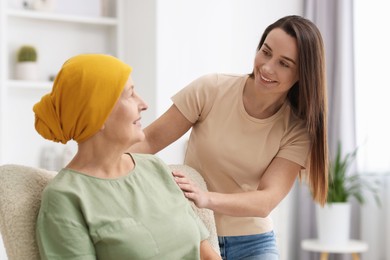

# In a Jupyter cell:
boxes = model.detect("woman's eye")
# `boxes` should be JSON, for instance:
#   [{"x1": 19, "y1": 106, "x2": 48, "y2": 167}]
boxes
[
  {"x1": 262, "y1": 49, "x2": 271, "y2": 56},
  {"x1": 280, "y1": 61, "x2": 289, "y2": 68},
  {"x1": 127, "y1": 89, "x2": 134, "y2": 97}
]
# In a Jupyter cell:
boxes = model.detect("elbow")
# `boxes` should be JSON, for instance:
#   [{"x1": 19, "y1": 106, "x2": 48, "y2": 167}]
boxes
[
  {"x1": 253, "y1": 189, "x2": 281, "y2": 217},
  {"x1": 255, "y1": 202, "x2": 276, "y2": 218},
  {"x1": 256, "y1": 208, "x2": 272, "y2": 218}
]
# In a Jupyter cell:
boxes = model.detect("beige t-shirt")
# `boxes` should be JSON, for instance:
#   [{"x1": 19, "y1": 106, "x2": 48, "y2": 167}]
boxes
[{"x1": 172, "y1": 73, "x2": 310, "y2": 236}]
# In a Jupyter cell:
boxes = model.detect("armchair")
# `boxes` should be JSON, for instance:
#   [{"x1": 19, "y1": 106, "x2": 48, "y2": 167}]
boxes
[{"x1": 0, "y1": 164, "x2": 219, "y2": 260}]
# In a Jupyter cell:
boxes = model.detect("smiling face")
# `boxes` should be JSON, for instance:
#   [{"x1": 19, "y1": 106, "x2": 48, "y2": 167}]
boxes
[
  {"x1": 103, "y1": 75, "x2": 148, "y2": 147},
  {"x1": 253, "y1": 28, "x2": 299, "y2": 95}
]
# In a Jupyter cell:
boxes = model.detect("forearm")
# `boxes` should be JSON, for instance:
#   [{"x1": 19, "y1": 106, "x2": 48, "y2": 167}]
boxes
[
  {"x1": 128, "y1": 105, "x2": 193, "y2": 154},
  {"x1": 176, "y1": 158, "x2": 300, "y2": 218},
  {"x1": 128, "y1": 127, "x2": 174, "y2": 154},
  {"x1": 205, "y1": 158, "x2": 301, "y2": 217},
  {"x1": 175, "y1": 171, "x2": 284, "y2": 218},
  {"x1": 206, "y1": 190, "x2": 276, "y2": 218},
  {"x1": 128, "y1": 138, "x2": 155, "y2": 154}
]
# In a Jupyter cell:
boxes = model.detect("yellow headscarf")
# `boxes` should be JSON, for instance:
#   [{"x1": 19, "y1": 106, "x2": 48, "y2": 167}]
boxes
[{"x1": 33, "y1": 54, "x2": 132, "y2": 144}]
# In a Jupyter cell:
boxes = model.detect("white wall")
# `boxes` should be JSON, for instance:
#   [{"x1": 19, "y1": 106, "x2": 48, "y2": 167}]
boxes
[{"x1": 123, "y1": 0, "x2": 157, "y2": 125}]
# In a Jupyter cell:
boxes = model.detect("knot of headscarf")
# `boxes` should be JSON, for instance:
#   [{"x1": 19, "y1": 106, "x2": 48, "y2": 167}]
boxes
[{"x1": 33, "y1": 54, "x2": 132, "y2": 144}]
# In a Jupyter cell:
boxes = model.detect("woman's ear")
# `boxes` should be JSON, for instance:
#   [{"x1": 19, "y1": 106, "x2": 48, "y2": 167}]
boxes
[{"x1": 100, "y1": 124, "x2": 105, "y2": 131}]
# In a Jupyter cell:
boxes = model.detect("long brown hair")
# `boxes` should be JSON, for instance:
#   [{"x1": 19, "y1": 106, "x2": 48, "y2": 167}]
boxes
[{"x1": 249, "y1": 15, "x2": 328, "y2": 205}]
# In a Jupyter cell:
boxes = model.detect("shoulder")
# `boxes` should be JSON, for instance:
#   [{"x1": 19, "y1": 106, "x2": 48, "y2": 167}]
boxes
[
  {"x1": 130, "y1": 154, "x2": 180, "y2": 190},
  {"x1": 218, "y1": 73, "x2": 247, "y2": 83},
  {"x1": 131, "y1": 153, "x2": 166, "y2": 166},
  {"x1": 178, "y1": 73, "x2": 247, "y2": 99},
  {"x1": 43, "y1": 169, "x2": 74, "y2": 193},
  {"x1": 180, "y1": 73, "x2": 218, "y2": 94},
  {"x1": 283, "y1": 103, "x2": 308, "y2": 132},
  {"x1": 197, "y1": 73, "x2": 246, "y2": 85},
  {"x1": 172, "y1": 73, "x2": 247, "y2": 122},
  {"x1": 131, "y1": 153, "x2": 172, "y2": 176},
  {"x1": 42, "y1": 168, "x2": 87, "y2": 194},
  {"x1": 186, "y1": 73, "x2": 246, "y2": 87},
  {"x1": 279, "y1": 104, "x2": 310, "y2": 152},
  {"x1": 40, "y1": 169, "x2": 82, "y2": 213}
]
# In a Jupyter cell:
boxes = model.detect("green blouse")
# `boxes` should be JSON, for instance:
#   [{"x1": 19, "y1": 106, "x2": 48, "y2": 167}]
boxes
[{"x1": 36, "y1": 153, "x2": 209, "y2": 260}]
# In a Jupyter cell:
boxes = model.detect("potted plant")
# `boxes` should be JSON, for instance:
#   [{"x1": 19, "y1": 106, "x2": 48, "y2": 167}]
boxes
[
  {"x1": 15, "y1": 45, "x2": 39, "y2": 81},
  {"x1": 316, "y1": 142, "x2": 380, "y2": 245}
]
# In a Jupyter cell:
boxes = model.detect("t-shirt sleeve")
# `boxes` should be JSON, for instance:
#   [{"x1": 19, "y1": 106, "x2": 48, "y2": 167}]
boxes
[
  {"x1": 36, "y1": 189, "x2": 96, "y2": 260},
  {"x1": 276, "y1": 118, "x2": 310, "y2": 168},
  {"x1": 171, "y1": 74, "x2": 219, "y2": 123}
]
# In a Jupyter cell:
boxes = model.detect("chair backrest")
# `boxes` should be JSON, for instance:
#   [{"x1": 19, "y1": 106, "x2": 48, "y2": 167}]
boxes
[
  {"x1": 0, "y1": 164, "x2": 219, "y2": 259},
  {"x1": 0, "y1": 164, "x2": 56, "y2": 260}
]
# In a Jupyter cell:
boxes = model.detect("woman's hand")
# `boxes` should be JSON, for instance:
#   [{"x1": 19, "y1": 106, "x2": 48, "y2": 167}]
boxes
[{"x1": 172, "y1": 170, "x2": 210, "y2": 209}]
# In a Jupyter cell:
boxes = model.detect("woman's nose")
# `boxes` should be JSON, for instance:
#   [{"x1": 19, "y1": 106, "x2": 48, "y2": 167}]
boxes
[
  {"x1": 139, "y1": 98, "x2": 148, "y2": 111},
  {"x1": 262, "y1": 60, "x2": 275, "y2": 75}
]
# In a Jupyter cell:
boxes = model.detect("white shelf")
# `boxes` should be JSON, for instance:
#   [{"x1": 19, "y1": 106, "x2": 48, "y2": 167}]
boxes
[
  {"x1": 7, "y1": 80, "x2": 52, "y2": 90},
  {"x1": 6, "y1": 9, "x2": 118, "y2": 26},
  {"x1": 0, "y1": 0, "x2": 123, "y2": 166}
]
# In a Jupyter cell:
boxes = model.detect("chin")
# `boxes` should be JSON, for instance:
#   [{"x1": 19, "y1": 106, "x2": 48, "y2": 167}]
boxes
[{"x1": 125, "y1": 132, "x2": 145, "y2": 148}]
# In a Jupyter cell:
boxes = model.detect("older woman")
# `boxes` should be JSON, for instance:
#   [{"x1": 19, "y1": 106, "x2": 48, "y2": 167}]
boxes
[{"x1": 33, "y1": 54, "x2": 221, "y2": 260}]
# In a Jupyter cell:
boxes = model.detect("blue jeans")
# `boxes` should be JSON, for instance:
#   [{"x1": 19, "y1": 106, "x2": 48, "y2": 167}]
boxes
[{"x1": 218, "y1": 231, "x2": 279, "y2": 260}]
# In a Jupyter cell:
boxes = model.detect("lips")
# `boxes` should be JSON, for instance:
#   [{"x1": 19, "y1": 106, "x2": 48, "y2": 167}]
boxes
[
  {"x1": 260, "y1": 73, "x2": 276, "y2": 83},
  {"x1": 133, "y1": 118, "x2": 142, "y2": 127}
]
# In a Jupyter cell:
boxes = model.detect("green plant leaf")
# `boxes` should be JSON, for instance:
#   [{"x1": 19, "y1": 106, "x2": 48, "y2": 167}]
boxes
[{"x1": 327, "y1": 141, "x2": 381, "y2": 206}]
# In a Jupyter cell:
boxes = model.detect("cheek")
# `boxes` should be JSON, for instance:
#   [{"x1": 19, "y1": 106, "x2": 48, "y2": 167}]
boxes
[
  {"x1": 254, "y1": 52, "x2": 262, "y2": 63},
  {"x1": 124, "y1": 107, "x2": 139, "y2": 124},
  {"x1": 283, "y1": 68, "x2": 298, "y2": 83}
]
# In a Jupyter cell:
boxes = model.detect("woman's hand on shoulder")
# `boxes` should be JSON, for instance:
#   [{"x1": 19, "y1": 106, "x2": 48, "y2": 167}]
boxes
[{"x1": 172, "y1": 170, "x2": 210, "y2": 209}]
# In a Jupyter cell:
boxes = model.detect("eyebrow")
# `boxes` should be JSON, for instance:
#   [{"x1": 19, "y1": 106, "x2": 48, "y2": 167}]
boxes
[{"x1": 263, "y1": 43, "x2": 297, "y2": 65}]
